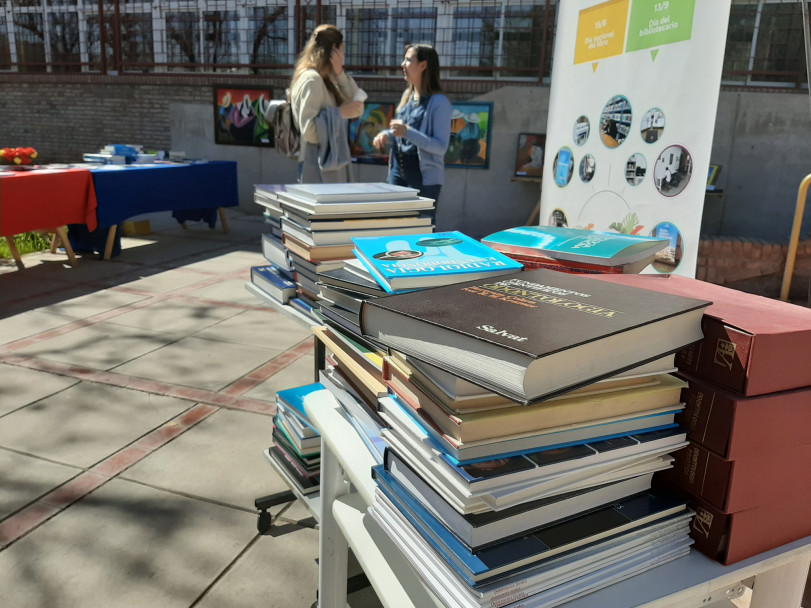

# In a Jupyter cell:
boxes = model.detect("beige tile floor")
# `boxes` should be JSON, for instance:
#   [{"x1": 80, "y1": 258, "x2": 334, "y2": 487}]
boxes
[{"x1": 0, "y1": 209, "x2": 380, "y2": 608}]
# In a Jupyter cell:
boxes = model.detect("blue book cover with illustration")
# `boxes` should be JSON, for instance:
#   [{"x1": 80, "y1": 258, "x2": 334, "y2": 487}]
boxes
[
  {"x1": 481, "y1": 226, "x2": 667, "y2": 266},
  {"x1": 276, "y1": 383, "x2": 325, "y2": 432},
  {"x1": 351, "y1": 231, "x2": 523, "y2": 293}
]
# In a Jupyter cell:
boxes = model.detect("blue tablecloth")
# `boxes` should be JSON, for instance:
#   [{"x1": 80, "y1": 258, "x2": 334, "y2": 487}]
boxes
[{"x1": 69, "y1": 161, "x2": 239, "y2": 256}]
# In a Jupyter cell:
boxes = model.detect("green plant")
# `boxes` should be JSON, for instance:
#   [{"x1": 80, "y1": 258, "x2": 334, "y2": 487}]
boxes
[{"x1": 0, "y1": 232, "x2": 53, "y2": 259}]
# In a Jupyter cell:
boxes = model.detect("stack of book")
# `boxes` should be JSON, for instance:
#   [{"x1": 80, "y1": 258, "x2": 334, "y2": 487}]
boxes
[
  {"x1": 589, "y1": 273, "x2": 811, "y2": 565},
  {"x1": 357, "y1": 268, "x2": 712, "y2": 605},
  {"x1": 249, "y1": 185, "x2": 299, "y2": 308},
  {"x1": 481, "y1": 226, "x2": 668, "y2": 275},
  {"x1": 251, "y1": 182, "x2": 435, "y2": 320},
  {"x1": 267, "y1": 383, "x2": 323, "y2": 496}
]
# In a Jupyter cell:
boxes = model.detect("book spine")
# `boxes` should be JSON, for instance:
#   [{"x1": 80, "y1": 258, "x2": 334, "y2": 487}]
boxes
[
  {"x1": 676, "y1": 381, "x2": 735, "y2": 458},
  {"x1": 675, "y1": 319, "x2": 753, "y2": 394},
  {"x1": 663, "y1": 443, "x2": 732, "y2": 511}
]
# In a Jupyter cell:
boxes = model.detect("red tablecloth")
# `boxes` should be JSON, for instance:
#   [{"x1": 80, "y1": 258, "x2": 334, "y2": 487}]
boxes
[{"x1": 0, "y1": 168, "x2": 98, "y2": 236}]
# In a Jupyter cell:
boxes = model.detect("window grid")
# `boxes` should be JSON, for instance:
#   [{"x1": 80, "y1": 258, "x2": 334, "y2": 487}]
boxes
[{"x1": 0, "y1": 0, "x2": 807, "y2": 89}]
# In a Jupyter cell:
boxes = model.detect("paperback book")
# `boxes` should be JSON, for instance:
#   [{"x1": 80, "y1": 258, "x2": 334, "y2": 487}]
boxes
[
  {"x1": 352, "y1": 231, "x2": 523, "y2": 293},
  {"x1": 250, "y1": 265, "x2": 297, "y2": 304},
  {"x1": 481, "y1": 226, "x2": 667, "y2": 274},
  {"x1": 284, "y1": 182, "x2": 420, "y2": 202},
  {"x1": 361, "y1": 268, "x2": 710, "y2": 403}
]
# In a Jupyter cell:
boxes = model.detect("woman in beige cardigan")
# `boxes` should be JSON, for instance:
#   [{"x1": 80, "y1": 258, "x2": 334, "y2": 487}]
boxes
[{"x1": 290, "y1": 24, "x2": 364, "y2": 183}]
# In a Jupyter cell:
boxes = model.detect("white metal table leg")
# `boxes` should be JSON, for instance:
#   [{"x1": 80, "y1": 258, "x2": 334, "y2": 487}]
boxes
[
  {"x1": 317, "y1": 440, "x2": 350, "y2": 608},
  {"x1": 749, "y1": 552, "x2": 811, "y2": 608}
]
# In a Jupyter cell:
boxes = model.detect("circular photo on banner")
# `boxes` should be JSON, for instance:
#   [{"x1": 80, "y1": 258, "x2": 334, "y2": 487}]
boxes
[
  {"x1": 599, "y1": 95, "x2": 632, "y2": 149},
  {"x1": 650, "y1": 221, "x2": 683, "y2": 273},
  {"x1": 553, "y1": 147, "x2": 574, "y2": 187},
  {"x1": 579, "y1": 154, "x2": 596, "y2": 183},
  {"x1": 549, "y1": 208, "x2": 569, "y2": 227},
  {"x1": 625, "y1": 153, "x2": 647, "y2": 186},
  {"x1": 653, "y1": 145, "x2": 693, "y2": 197},
  {"x1": 573, "y1": 116, "x2": 590, "y2": 146},
  {"x1": 640, "y1": 108, "x2": 665, "y2": 144}
]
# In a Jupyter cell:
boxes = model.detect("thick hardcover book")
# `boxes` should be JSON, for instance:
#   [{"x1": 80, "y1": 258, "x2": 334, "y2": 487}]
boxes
[
  {"x1": 281, "y1": 216, "x2": 428, "y2": 247},
  {"x1": 278, "y1": 192, "x2": 434, "y2": 216},
  {"x1": 481, "y1": 226, "x2": 667, "y2": 270},
  {"x1": 687, "y1": 491, "x2": 811, "y2": 565},
  {"x1": 384, "y1": 448, "x2": 655, "y2": 550},
  {"x1": 318, "y1": 265, "x2": 387, "y2": 297},
  {"x1": 388, "y1": 369, "x2": 685, "y2": 443},
  {"x1": 284, "y1": 182, "x2": 419, "y2": 202},
  {"x1": 261, "y1": 232, "x2": 294, "y2": 272},
  {"x1": 361, "y1": 269, "x2": 709, "y2": 404},
  {"x1": 352, "y1": 231, "x2": 523, "y2": 293},
  {"x1": 589, "y1": 273, "x2": 811, "y2": 396},
  {"x1": 372, "y1": 465, "x2": 685, "y2": 584},
  {"x1": 276, "y1": 383, "x2": 323, "y2": 433},
  {"x1": 677, "y1": 373, "x2": 811, "y2": 459},
  {"x1": 250, "y1": 265, "x2": 297, "y2": 304},
  {"x1": 282, "y1": 234, "x2": 355, "y2": 262},
  {"x1": 662, "y1": 440, "x2": 811, "y2": 512}
]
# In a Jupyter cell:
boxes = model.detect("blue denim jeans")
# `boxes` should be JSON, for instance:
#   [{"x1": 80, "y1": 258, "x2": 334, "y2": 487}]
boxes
[{"x1": 388, "y1": 150, "x2": 441, "y2": 224}]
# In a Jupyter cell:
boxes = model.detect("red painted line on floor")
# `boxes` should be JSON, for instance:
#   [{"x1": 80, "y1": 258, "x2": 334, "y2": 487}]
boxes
[
  {"x1": 221, "y1": 339, "x2": 315, "y2": 396},
  {"x1": 0, "y1": 354, "x2": 279, "y2": 414},
  {"x1": 0, "y1": 503, "x2": 60, "y2": 547}
]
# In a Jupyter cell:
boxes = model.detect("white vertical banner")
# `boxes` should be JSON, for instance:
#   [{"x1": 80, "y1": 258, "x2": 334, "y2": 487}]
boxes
[{"x1": 539, "y1": 0, "x2": 731, "y2": 277}]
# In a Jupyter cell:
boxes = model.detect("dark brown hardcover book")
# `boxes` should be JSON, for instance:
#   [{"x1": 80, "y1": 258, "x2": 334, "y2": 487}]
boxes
[
  {"x1": 662, "y1": 441, "x2": 811, "y2": 512},
  {"x1": 677, "y1": 373, "x2": 811, "y2": 459},
  {"x1": 361, "y1": 268, "x2": 709, "y2": 404},
  {"x1": 589, "y1": 274, "x2": 811, "y2": 396},
  {"x1": 686, "y1": 492, "x2": 811, "y2": 565}
]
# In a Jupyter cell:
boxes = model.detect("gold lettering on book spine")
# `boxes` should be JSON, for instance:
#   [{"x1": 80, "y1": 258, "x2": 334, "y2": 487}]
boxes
[{"x1": 469, "y1": 283, "x2": 623, "y2": 318}]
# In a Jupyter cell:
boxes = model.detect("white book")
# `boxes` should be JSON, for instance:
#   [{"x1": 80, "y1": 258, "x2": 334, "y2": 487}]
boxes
[
  {"x1": 281, "y1": 217, "x2": 431, "y2": 247},
  {"x1": 285, "y1": 182, "x2": 419, "y2": 202}
]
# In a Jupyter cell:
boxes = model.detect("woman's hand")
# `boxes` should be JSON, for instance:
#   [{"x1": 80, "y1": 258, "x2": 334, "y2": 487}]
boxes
[
  {"x1": 373, "y1": 132, "x2": 390, "y2": 150},
  {"x1": 340, "y1": 101, "x2": 364, "y2": 119},
  {"x1": 389, "y1": 119, "x2": 407, "y2": 138},
  {"x1": 330, "y1": 45, "x2": 344, "y2": 76}
]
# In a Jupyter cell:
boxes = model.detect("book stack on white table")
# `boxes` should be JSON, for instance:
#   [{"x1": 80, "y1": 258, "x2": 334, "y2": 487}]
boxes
[{"x1": 303, "y1": 387, "x2": 811, "y2": 608}]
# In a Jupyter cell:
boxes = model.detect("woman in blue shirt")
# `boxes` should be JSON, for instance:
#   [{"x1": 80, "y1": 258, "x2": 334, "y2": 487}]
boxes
[{"x1": 374, "y1": 44, "x2": 452, "y2": 224}]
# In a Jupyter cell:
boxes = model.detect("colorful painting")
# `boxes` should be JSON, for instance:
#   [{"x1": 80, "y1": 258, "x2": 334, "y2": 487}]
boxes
[
  {"x1": 214, "y1": 86, "x2": 274, "y2": 147},
  {"x1": 446, "y1": 102, "x2": 493, "y2": 169},
  {"x1": 348, "y1": 102, "x2": 395, "y2": 165},
  {"x1": 514, "y1": 133, "x2": 546, "y2": 178}
]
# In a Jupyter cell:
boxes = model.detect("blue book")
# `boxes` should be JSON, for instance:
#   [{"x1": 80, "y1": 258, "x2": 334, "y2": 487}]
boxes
[
  {"x1": 481, "y1": 226, "x2": 668, "y2": 272},
  {"x1": 251, "y1": 264, "x2": 296, "y2": 303},
  {"x1": 276, "y1": 383, "x2": 324, "y2": 432},
  {"x1": 351, "y1": 231, "x2": 523, "y2": 293},
  {"x1": 371, "y1": 465, "x2": 685, "y2": 584}
]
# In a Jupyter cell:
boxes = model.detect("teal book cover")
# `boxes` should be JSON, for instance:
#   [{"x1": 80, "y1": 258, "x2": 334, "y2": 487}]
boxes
[
  {"x1": 351, "y1": 231, "x2": 523, "y2": 293},
  {"x1": 276, "y1": 382, "x2": 325, "y2": 428},
  {"x1": 481, "y1": 226, "x2": 667, "y2": 266}
]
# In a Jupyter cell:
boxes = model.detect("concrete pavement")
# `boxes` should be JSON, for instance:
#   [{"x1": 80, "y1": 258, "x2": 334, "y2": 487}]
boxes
[{"x1": 0, "y1": 210, "x2": 379, "y2": 608}]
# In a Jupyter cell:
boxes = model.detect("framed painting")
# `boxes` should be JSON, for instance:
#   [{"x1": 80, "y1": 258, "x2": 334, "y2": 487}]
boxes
[
  {"x1": 514, "y1": 133, "x2": 546, "y2": 178},
  {"x1": 214, "y1": 85, "x2": 274, "y2": 147},
  {"x1": 445, "y1": 101, "x2": 493, "y2": 169},
  {"x1": 348, "y1": 102, "x2": 396, "y2": 165}
]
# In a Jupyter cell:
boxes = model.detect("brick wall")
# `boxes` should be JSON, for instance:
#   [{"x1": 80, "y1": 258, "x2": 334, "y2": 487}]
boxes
[{"x1": 696, "y1": 236, "x2": 811, "y2": 303}]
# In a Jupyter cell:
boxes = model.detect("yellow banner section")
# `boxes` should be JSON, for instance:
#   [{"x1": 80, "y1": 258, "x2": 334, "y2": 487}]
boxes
[{"x1": 574, "y1": 0, "x2": 630, "y2": 65}]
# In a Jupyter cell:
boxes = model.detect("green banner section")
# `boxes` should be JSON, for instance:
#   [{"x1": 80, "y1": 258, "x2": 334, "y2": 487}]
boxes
[{"x1": 626, "y1": 0, "x2": 694, "y2": 52}]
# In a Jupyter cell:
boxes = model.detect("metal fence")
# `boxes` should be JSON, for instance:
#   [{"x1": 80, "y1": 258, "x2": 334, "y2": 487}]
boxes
[{"x1": 0, "y1": 0, "x2": 807, "y2": 88}]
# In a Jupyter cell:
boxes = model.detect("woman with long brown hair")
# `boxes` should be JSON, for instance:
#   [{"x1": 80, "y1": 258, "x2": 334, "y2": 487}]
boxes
[
  {"x1": 373, "y1": 44, "x2": 451, "y2": 224},
  {"x1": 290, "y1": 24, "x2": 364, "y2": 183}
]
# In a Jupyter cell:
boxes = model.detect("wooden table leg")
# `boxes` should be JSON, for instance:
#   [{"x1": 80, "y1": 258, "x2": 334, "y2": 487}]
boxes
[
  {"x1": 50, "y1": 233, "x2": 59, "y2": 253},
  {"x1": 218, "y1": 207, "x2": 230, "y2": 233},
  {"x1": 54, "y1": 226, "x2": 77, "y2": 267},
  {"x1": 103, "y1": 225, "x2": 118, "y2": 261},
  {"x1": 6, "y1": 236, "x2": 24, "y2": 269}
]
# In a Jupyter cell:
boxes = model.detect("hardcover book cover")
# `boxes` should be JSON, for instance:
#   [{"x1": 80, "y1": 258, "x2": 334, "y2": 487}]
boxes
[
  {"x1": 589, "y1": 273, "x2": 811, "y2": 396},
  {"x1": 352, "y1": 231, "x2": 523, "y2": 293},
  {"x1": 361, "y1": 268, "x2": 710, "y2": 403},
  {"x1": 661, "y1": 440, "x2": 811, "y2": 512},
  {"x1": 276, "y1": 383, "x2": 324, "y2": 431},
  {"x1": 687, "y1": 492, "x2": 811, "y2": 565},
  {"x1": 285, "y1": 182, "x2": 419, "y2": 202},
  {"x1": 676, "y1": 373, "x2": 811, "y2": 459},
  {"x1": 481, "y1": 226, "x2": 667, "y2": 268}
]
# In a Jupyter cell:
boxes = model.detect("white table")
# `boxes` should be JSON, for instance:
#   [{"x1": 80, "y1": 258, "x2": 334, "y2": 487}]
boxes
[{"x1": 305, "y1": 389, "x2": 811, "y2": 608}]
